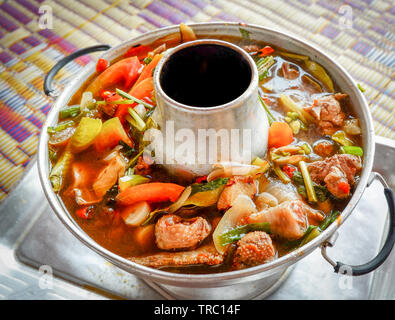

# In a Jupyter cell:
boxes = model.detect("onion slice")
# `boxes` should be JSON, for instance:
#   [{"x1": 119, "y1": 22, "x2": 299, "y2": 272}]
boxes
[{"x1": 168, "y1": 186, "x2": 192, "y2": 214}]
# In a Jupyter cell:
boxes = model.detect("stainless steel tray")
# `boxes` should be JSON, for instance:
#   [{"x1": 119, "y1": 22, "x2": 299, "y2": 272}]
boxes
[{"x1": 0, "y1": 136, "x2": 394, "y2": 300}]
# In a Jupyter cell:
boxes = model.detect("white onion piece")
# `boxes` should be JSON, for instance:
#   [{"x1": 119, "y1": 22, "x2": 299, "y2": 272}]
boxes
[
  {"x1": 213, "y1": 195, "x2": 257, "y2": 254},
  {"x1": 121, "y1": 201, "x2": 151, "y2": 227},
  {"x1": 102, "y1": 145, "x2": 122, "y2": 161},
  {"x1": 168, "y1": 186, "x2": 192, "y2": 214},
  {"x1": 207, "y1": 163, "x2": 261, "y2": 182},
  {"x1": 134, "y1": 104, "x2": 146, "y2": 118}
]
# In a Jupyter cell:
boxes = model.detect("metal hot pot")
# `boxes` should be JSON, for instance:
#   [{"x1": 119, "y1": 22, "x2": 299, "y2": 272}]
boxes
[{"x1": 37, "y1": 23, "x2": 395, "y2": 299}]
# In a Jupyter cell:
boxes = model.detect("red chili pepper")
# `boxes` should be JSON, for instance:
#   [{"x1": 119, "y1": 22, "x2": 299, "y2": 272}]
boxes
[
  {"x1": 259, "y1": 46, "x2": 274, "y2": 57},
  {"x1": 283, "y1": 165, "x2": 297, "y2": 178},
  {"x1": 124, "y1": 44, "x2": 152, "y2": 60},
  {"x1": 76, "y1": 206, "x2": 94, "y2": 219},
  {"x1": 96, "y1": 58, "x2": 108, "y2": 73},
  {"x1": 338, "y1": 181, "x2": 350, "y2": 195},
  {"x1": 195, "y1": 175, "x2": 207, "y2": 183}
]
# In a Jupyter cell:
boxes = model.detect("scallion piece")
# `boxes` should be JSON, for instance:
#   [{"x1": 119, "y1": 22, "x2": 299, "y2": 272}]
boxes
[
  {"x1": 258, "y1": 95, "x2": 276, "y2": 125},
  {"x1": 273, "y1": 163, "x2": 291, "y2": 184},
  {"x1": 116, "y1": 88, "x2": 153, "y2": 109},
  {"x1": 47, "y1": 120, "x2": 74, "y2": 134},
  {"x1": 219, "y1": 223, "x2": 271, "y2": 246},
  {"x1": 59, "y1": 105, "x2": 81, "y2": 119},
  {"x1": 127, "y1": 107, "x2": 146, "y2": 131},
  {"x1": 256, "y1": 55, "x2": 275, "y2": 81},
  {"x1": 340, "y1": 145, "x2": 363, "y2": 156},
  {"x1": 299, "y1": 160, "x2": 317, "y2": 203}
]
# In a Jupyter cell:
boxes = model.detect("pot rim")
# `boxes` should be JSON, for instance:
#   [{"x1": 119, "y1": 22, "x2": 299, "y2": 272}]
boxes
[{"x1": 37, "y1": 22, "x2": 375, "y2": 287}]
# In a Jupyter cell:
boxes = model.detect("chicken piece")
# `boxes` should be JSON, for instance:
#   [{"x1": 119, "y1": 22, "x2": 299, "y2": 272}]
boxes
[
  {"x1": 281, "y1": 62, "x2": 299, "y2": 80},
  {"x1": 313, "y1": 140, "x2": 336, "y2": 158},
  {"x1": 232, "y1": 231, "x2": 276, "y2": 269},
  {"x1": 305, "y1": 94, "x2": 347, "y2": 135},
  {"x1": 65, "y1": 162, "x2": 101, "y2": 205},
  {"x1": 324, "y1": 166, "x2": 350, "y2": 199},
  {"x1": 93, "y1": 155, "x2": 127, "y2": 198},
  {"x1": 308, "y1": 154, "x2": 361, "y2": 185},
  {"x1": 155, "y1": 214, "x2": 212, "y2": 251},
  {"x1": 247, "y1": 200, "x2": 324, "y2": 240},
  {"x1": 129, "y1": 243, "x2": 224, "y2": 268},
  {"x1": 217, "y1": 176, "x2": 257, "y2": 211}
]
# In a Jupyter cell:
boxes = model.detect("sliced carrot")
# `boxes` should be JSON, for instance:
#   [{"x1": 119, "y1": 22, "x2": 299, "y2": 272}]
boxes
[
  {"x1": 131, "y1": 54, "x2": 162, "y2": 90},
  {"x1": 116, "y1": 182, "x2": 185, "y2": 206},
  {"x1": 94, "y1": 117, "x2": 133, "y2": 152},
  {"x1": 268, "y1": 122, "x2": 294, "y2": 148}
]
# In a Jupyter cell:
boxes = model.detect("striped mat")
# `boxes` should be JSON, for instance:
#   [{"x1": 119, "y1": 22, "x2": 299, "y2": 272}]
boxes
[{"x1": 0, "y1": 0, "x2": 394, "y2": 202}]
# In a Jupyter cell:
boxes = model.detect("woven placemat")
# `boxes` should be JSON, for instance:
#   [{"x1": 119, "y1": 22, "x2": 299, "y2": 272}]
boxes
[{"x1": 0, "y1": 0, "x2": 394, "y2": 202}]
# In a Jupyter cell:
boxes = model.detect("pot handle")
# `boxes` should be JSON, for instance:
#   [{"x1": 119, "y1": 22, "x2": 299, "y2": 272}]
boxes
[
  {"x1": 321, "y1": 172, "x2": 395, "y2": 276},
  {"x1": 43, "y1": 44, "x2": 111, "y2": 97}
]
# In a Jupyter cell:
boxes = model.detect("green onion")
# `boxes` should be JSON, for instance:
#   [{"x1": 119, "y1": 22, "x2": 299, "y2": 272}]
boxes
[
  {"x1": 299, "y1": 225, "x2": 321, "y2": 247},
  {"x1": 332, "y1": 131, "x2": 353, "y2": 146},
  {"x1": 219, "y1": 223, "x2": 271, "y2": 246},
  {"x1": 47, "y1": 120, "x2": 74, "y2": 134},
  {"x1": 127, "y1": 107, "x2": 146, "y2": 131},
  {"x1": 319, "y1": 210, "x2": 340, "y2": 230},
  {"x1": 127, "y1": 149, "x2": 144, "y2": 168},
  {"x1": 256, "y1": 55, "x2": 275, "y2": 81},
  {"x1": 59, "y1": 105, "x2": 81, "y2": 119},
  {"x1": 143, "y1": 56, "x2": 152, "y2": 64},
  {"x1": 299, "y1": 161, "x2": 317, "y2": 203},
  {"x1": 340, "y1": 145, "x2": 363, "y2": 156},
  {"x1": 273, "y1": 163, "x2": 291, "y2": 183},
  {"x1": 258, "y1": 95, "x2": 276, "y2": 125},
  {"x1": 300, "y1": 143, "x2": 312, "y2": 155},
  {"x1": 116, "y1": 88, "x2": 154, "y2": 109}
]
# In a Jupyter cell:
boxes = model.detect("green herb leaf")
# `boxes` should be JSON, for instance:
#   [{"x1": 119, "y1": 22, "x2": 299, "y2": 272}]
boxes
[
  {"x1": 319, "y1": 210, "x2": 340, "y2": 230},
  {"x1": 119, "y1": 140, "x2": 135, "y2": 158},
  {"x1": 219, "y1": 223, "x2": 271, "y2": 246},
  {"x1": 190, "y1": 178, "x2": 229, "y2": 196}
]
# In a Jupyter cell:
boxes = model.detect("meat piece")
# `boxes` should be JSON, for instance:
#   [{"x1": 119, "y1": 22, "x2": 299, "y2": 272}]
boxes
[
  {"x1": 155, "y1": 214, "x2": 211, "y2": 250},
  {"x1": 232, "y1": 231, "x2": 276, "y2": 269},
  {"x1": 324, "y1": 166, "x2": 350, "y2": 199},
  {"x1": 129, "y1": 243, "x2": 224, "y2": 268},
  {"x1": 247, "y1": 200, "x2": 324, "y2": 240},
  {"x1": 305, "y1": 94, "x2": 347, "y2": 135},
  {"x1": 281, "y1": 62, "x2": 299, "y2": 80},
  {"x1": 134, "y1": 156, "x2": 152, "y2": 176},
  {"x1": 308, "y1": 154, "x2": 361, "y2": 185},
  {"x1": 313, "y1": 140, "x2": 336, "y2": 158},
  {"x1": 308, "y1": 154, "x2": 361, "y2": 199},
  {"x1": 217, "y1": 176, "x2": 257, "y2": 211},
  {"x1": 242, "y1": 45, "x2": 260, "y2": 53},
  {"x1": 93, "y1": 155, "x2": 127, "y2": 198}
]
